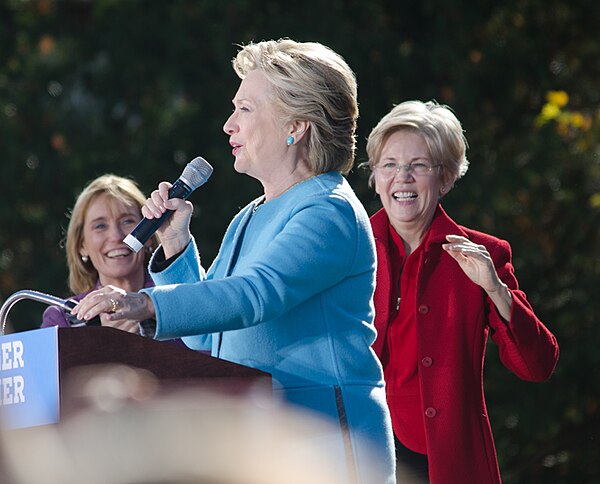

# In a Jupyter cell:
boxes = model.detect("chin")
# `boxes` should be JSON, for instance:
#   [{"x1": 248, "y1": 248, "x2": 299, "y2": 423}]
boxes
[{"x1": 233, "y1": 158, "x2": 247, "y2": 174}]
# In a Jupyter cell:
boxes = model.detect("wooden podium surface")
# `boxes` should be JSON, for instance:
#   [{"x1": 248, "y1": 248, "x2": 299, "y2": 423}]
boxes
[
  {"x1": 0, "y1": 326, "x2": 271, "y2": 429},
  {"x1": 58, "y1": 326, "x2": 269, "y2": 381}
]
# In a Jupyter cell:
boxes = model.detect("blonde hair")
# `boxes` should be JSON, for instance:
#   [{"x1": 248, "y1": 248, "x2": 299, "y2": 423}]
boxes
[
  {"x1": 365, "y1": 100, "x2": 469, "y2": 189},
  {"x1": 65, "y1": 174, "x2": 156, "y2": 294},
  {"x1": 232, "y1": 38, "x2": 359, "y2": 174}
]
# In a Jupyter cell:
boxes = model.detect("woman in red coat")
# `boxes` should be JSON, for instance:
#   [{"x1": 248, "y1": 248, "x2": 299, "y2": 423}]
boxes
[{"x1": 363, "y1": 100, "x2": 559, "y2": 483}]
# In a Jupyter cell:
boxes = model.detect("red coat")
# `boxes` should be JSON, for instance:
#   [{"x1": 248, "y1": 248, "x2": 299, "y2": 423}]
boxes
[{"x1": 371, "y1": 205, "x2": 559, "y2": 484}]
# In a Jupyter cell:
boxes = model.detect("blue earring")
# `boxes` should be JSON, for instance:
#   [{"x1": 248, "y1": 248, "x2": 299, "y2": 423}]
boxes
[{"x1": 286, "y1": 135, "x2": 294, "y2": 146}]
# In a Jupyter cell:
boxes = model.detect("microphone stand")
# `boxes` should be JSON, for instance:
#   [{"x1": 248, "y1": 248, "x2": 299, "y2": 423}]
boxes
[{"x1": 0, "y1": 289, "x2": 87, "y2": 336}]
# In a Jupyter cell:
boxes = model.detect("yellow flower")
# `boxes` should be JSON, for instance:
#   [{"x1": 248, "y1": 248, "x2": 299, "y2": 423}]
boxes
[
  {"x1": 546, "y1": 90, "x2": 569, "y2": 107},
  {"x1": 569, "y1": 112, "x2": 585, "y2": 128},
  {"x1": 541, "y1": 103, "x2": 561, "y2": 120}
]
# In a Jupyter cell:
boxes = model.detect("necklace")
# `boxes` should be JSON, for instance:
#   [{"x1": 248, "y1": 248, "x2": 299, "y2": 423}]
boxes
[
  {"x1": 280, "y1": 173, "x2": 318, "y2": 196},
  {"x1": 256, "y1": 174, "x2": 319, "y2": 211}
]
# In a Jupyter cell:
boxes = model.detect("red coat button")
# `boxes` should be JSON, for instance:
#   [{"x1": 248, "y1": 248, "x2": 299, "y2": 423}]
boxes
[
  {"x1": 418, "y1": 305, "x2": 429, "y2": 314},
  {"x1": 421, "y1": 357, "x2": 433, "y2": 367},
  {"x1": 425, "y1": 407, "x2": 437, "y2": 418}
]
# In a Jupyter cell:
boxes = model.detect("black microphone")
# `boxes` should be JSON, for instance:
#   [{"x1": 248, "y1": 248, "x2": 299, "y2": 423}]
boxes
[
  {"x1": 63, "y1": 298, "x2": 101, "y2": 327},
  {"x1": 123, "y1": 156, "x2": 214, "y2": 253}
]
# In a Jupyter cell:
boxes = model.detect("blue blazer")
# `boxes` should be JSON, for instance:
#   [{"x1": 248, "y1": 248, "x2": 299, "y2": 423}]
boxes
[{"x1": 143, "y1": 172, "x2": 395, "y2": 483}]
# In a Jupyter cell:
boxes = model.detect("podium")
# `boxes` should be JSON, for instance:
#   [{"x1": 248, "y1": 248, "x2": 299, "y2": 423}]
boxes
[{"x1": 0, "y1": 326, "x2": 271, "y2": 430}]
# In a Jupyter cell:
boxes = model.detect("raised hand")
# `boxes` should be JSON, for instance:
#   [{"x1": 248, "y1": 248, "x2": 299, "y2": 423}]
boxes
[
  {"x1": 142, "y1": 181, "x2": 194, "y2": 258},
  {"x1": 442, "y1": 234, "x2": 512, "y2": 320}
]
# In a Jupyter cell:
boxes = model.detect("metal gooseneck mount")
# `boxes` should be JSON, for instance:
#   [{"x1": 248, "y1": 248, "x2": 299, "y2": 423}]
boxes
[{"x1": 0, "y1": 290, "x2": 75, "y2": 336}]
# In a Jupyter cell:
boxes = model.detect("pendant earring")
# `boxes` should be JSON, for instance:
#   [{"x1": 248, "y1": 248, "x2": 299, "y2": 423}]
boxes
[
  {"x1": 81, "y1": 255, "x2": 89, "y2": 263},
  {"x1": 286, "y1": 135, "x2": 294, "y2": 146}
]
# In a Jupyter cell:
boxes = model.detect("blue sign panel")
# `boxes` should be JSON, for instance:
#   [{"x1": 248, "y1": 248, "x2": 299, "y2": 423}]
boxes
[{"x1": 0, "y1": 327, "x2": 60, "y2": 429}]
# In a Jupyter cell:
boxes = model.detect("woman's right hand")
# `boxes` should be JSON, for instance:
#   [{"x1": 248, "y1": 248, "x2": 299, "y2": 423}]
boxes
[{"x1": 142, "y1": 181, "x2": 194, "y2": 258}]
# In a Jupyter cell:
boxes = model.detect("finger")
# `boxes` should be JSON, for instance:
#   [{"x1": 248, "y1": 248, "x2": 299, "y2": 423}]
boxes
[
  {"x1": 149, "y1": 190, "x2": 168, "y2": 217},
  {"x1": 164, "y1": 197, "x2": 192, "y2": 212},
  {"x1": 158, "y1": 181, "x2": 172, "y2": 200},
  {"x1": 104, "y1": 317, "x2": 139, "y2": 332},
  {"x1": 442, "y1": 243, "x2": 475, "y2": 253},
  {"x1": 70, "y1": 289, "x2": 103, "y2": 317},
  {"x1": 141, "y1": 200, "x2": 159, "y2": 219},
  {"x1": 444, "y1": 242, "x2": 485, "y2": 254},
  {"x1": 114, "y1": 320, "x2": 140, "y2": 334},
  {"x1": 79, "y1": 291, "x2": 119, "y2": 320},
  {"x1": 78, "y1": 300, "x2": 110, "y2": 321},
  {"x1": 445, "y1": 234, "x2": 468, "y2": 243}
]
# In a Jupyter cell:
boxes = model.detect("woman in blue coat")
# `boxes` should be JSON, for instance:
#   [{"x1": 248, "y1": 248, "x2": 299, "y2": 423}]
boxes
[{"x1": 73, "y1": 39, "x2": 395, "y2": 483}]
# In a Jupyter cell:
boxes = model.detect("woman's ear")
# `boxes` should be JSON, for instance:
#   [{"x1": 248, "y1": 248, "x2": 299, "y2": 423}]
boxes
[{"x1": 289, "y1": 120, "x2": 310, "y2": 143}]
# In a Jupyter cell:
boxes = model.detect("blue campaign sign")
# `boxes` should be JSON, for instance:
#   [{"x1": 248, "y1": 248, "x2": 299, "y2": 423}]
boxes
[{"x1": 0, "y1": 326, "x2": 60, "y2": 429}]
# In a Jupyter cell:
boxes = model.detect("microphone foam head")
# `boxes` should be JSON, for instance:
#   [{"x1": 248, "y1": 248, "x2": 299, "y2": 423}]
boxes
[{"x1": 182, "y1": 157, "x2": 214, "y2": 189}]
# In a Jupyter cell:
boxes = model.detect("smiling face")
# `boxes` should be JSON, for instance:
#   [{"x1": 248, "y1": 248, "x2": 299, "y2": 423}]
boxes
[
  {"x1": 222, "y1": 69, "x2": 291, "y2": 185},
  {"x1": 80, "y1": 193, "x2": 146, "y2": 291},
  {"x1": 374, "y1": 129, "x2": 444, "y2": 241}
]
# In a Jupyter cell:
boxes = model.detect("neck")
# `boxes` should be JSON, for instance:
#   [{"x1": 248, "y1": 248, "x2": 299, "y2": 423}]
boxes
[
  {"x1": 263, "y1": 164, "x2": 316, "y2": 201},
  {"x1": 389, "y1": 204, "x2": 438, "y2": 255},
  {"x1": 390, "y1": 219, "x2": 433, "y2": 256}
]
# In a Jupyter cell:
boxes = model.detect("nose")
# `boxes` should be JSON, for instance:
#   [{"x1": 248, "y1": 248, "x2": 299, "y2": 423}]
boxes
[
  {"x1": 393, "y1": 164, "x2": 414, "y2": 180},
  {"x1": 223, "y1": 112, "x2": 237, "y2": 135},
  {"x1": 108, "y1": 223, "x2": 126, "y2": 240}
]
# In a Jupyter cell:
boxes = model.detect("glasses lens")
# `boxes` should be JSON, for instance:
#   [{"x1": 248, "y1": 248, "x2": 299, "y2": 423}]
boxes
[
  {"x1": 412, "y1": 163, "x2": 431, "y2": 175},
  {"x1": 375, "y1": 162, "x2": 436, "y2": 176}
]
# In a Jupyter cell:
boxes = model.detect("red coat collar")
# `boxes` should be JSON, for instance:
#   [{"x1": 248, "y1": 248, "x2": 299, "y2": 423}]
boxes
[
  {"x1": 370, "y1": 204, "x2": 468, "y2": 356},
  {"x1": 371, "y1": 204, "x2": 469, "y2": 249}
]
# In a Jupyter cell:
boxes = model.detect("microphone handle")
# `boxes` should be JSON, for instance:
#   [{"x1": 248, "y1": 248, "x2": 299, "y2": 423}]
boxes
[
  {"x1": 124, "y1": 178, "x2": 193, "y2": 252},
  {"x1": 63, "y1": 299, "x2": 101, "y2": 327}
]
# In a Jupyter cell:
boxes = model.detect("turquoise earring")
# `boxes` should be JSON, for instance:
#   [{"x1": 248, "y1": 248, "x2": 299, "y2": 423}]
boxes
[{"x1": 286, "y1": 135, "x2": 294, "y2": 146}]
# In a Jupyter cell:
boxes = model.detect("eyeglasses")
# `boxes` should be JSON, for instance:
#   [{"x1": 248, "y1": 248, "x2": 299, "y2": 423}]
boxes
[{"x1": 374, "y1": 161, "x2": 441, "y2": 177}]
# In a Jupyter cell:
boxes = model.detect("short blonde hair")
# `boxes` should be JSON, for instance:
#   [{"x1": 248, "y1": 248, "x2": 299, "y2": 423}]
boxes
[
  {"x1": 365, "y1": 100, "x2": 469, "y2": 189},
  {"x1": 65, "y1": 174, "x2": 156, "y2": 294},
  {"x1": 232, "y1": 38, "x2": 358, "y2": 175}
]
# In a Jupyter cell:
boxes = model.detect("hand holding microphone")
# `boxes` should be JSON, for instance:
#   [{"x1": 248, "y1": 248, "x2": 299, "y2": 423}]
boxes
[
  {"x1": 124, "y1": 156, "x2": 213, "y2": 256},
  {"x1": 142, "y1": 182, "x2": 195, "y2": 258}
]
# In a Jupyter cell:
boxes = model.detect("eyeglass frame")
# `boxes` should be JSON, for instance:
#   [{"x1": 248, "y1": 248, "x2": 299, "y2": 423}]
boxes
[{"x1": 372, "y1": 160, "x2": 442, "y2": 177}]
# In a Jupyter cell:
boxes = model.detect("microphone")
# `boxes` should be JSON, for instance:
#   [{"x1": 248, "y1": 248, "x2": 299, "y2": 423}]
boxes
[
  {"x1": 0, "y1": 290, "x2": 100, "y2": 335},
  {"x1": 123, "y1": 156, "x2": 213, "y2": 253}
]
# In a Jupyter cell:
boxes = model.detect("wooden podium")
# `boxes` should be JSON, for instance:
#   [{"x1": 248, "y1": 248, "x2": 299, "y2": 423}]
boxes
[{"x1": 0, "y1": 326, "x2": 271, "y2": 429}]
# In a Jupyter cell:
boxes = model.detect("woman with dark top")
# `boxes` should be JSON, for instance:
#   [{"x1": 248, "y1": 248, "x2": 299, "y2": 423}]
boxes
[{"x1": 42, "y1": 174, "x2": 157, "y2": 331}]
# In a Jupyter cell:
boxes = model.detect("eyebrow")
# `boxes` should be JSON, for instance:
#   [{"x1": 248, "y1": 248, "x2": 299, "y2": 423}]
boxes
[
  {"x1": 87, "y1": 216, "x2": 107, "y2": 225},
  {"x1": 381, "y1": 155, "x2": 430, "y2": 162},
  {"x1": 87, "y1": 211, "x2": 138, "y2": 224}
]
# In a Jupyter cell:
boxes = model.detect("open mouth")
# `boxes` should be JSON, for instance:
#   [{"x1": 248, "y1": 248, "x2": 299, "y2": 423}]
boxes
[
  {"x1": 106, "y1": 248, "x2": 133, "y2": 259},
  {"x1": 392, "y1": 191, "x2": 417, "y2": 201}
]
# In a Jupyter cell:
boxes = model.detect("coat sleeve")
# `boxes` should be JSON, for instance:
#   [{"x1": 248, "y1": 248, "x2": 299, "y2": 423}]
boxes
[
  {"x1": 144, "y1": 239, "x2": 212, "y2": 350},
  {"x1": 143, "y1": 196, "x2": 362, "y2": 341},
  {"x1": 41, "y1": 305, "x2": 69, "y2": 328},
  {"x1": 486, "y1": 238, "x2": 559, "y2": 381}
]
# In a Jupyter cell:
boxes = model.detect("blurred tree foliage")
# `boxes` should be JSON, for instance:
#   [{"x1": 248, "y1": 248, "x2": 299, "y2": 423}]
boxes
[{"x1": 0, "y1": 0, "x2": 598, "y2": 482}]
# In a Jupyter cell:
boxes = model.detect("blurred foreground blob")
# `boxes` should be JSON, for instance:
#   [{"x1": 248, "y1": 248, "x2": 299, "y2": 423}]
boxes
[{"x1": 1, "y1": 364, "x2": 382, "y2": 484}]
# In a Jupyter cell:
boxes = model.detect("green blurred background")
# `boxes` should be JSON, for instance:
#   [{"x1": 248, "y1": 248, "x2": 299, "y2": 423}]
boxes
[{"x1": 1, "y1": 0, "x2": 598, "y2": 482}]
